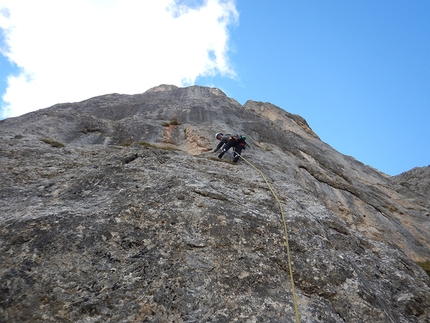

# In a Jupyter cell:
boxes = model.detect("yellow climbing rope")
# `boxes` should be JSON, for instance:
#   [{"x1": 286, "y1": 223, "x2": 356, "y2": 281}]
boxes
[{"x1": 236, "y1": 153, "x2": 301, "y2": 323}]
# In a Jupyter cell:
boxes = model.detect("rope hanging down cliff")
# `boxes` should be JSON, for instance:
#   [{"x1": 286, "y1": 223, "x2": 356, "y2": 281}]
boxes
[{"x1": 234, "y1": 153, "x2": 301, "y2": 323}]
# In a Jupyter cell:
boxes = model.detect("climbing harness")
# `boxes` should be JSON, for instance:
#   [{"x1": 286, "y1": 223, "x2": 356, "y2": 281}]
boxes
[{"x1": 234, "y1": 153, "x2": 301, "y2": 323}]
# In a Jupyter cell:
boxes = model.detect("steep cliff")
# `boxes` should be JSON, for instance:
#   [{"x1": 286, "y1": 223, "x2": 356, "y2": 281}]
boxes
[
  {"x1": 0, "y1": 85, "x2": 429, "y2": 322},
  {"x1": 392, "y1": 166, "x2": 430, "y2": 210}
]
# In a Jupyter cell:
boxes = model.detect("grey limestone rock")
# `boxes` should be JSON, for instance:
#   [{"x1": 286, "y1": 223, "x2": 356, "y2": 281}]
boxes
[
  {"x1": 0, "y1": 85, "x2": 429, "y2": 322},
  {"x1": 392, "y1": 166, "x2": 430, "y2": 211}
]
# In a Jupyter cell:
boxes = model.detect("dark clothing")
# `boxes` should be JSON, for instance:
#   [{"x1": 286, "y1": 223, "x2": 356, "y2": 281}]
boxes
[
  {"x1": 217, "y1": 134, "x2": 249, "y2": 163},
  {"x1": 214, "y1": 134, "x2": 232, "y2": 152},
  {"x1": 232, "y1": 144, "x2": 245, "y2": 163}
]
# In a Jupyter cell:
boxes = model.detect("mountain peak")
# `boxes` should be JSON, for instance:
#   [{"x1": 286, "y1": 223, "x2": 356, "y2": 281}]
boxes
[{"x1": 1, "y1": 85, "x2": 429, "y2": 322}]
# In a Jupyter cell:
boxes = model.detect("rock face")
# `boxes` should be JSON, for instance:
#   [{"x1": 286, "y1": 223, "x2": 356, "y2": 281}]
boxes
[
  {"x1": 0, "y1": 85, "x2": 429, "y2": 322},
  {"x1": 392, "y1": 166, "x2": 430, "y2": 211}
]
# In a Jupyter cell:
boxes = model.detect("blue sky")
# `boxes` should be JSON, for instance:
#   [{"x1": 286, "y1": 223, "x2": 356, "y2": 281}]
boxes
[{"x1": 1, "y1": 0, "x2": 429, "y2": 176}]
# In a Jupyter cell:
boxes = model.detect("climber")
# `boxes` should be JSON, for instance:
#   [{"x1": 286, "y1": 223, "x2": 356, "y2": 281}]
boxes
[
  {"x1": 214, "y1": 133, "x2": 249, "y2": 163},
  {"x1": 213, "y1": 133, "x2": 231, "y2": 153}
]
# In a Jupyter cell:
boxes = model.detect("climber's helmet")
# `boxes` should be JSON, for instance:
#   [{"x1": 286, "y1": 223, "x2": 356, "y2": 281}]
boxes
[{"x1": 215, "y1": 133, "x2": 223, "y2": 140}]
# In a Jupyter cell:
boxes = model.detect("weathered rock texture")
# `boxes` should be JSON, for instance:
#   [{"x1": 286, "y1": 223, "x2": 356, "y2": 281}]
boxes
[
  {"x1": 392, "y1": 166, "x2": 430, "y2": 211},
  {"x1": 0, "y1": 85, "x2": 429, "y2": 322}
]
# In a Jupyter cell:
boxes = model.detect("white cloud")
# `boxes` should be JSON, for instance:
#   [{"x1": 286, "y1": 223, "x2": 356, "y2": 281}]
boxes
[{"x1": 0, "y1": 0, "x2": 238, "y2": 118}]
